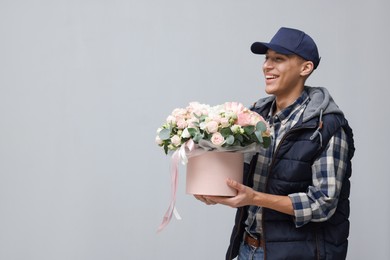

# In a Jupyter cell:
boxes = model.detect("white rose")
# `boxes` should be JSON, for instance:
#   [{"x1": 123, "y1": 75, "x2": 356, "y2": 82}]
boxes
[
  {"x1": 155, "y1": 136, "x2": 163, "y2": 145},
  {"x1": 181, "y1": 128, "x2": 191, "y2": 138}
]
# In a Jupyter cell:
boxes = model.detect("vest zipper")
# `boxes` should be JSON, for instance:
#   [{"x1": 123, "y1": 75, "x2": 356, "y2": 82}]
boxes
[
  {"x1": 315, "y1": 231, "x2": 320, "y2": 260},
  {"x1": 266, "y1": 123, "x2": 317, "y2": 188},
  {"x1": 261, "y1": 124, "x2": 317, "y2": 260}
]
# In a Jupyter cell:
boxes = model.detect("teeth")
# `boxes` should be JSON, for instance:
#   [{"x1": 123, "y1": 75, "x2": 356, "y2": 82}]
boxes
[{"x1": 266, "y1": 75, "x2": 278, "y2": 79}]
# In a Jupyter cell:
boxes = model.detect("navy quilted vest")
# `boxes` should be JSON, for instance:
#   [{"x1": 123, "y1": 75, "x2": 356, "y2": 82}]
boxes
[{"x1": 226, "y1": 109, "x2": 355, "y2": 260}]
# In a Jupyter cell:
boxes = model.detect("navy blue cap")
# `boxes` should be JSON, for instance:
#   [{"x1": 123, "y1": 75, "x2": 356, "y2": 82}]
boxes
[{"x1": 251, "y1": 27, "x2": 321, "y2": 69}]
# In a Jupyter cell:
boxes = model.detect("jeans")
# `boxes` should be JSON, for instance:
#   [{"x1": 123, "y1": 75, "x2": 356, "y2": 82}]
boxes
[{"x1": 237, "y1": 241, "x2": 265, "y2": 260}]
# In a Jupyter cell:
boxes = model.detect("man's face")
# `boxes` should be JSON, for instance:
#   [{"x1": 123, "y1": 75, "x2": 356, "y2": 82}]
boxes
[{"x1": 262, "y1": 50, "x2": 306, "y2": 98}]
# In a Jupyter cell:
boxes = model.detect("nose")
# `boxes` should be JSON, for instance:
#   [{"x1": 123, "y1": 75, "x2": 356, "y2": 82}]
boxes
[{"x1": 263, "y1": 59, "x2": 273, "y2": 72}]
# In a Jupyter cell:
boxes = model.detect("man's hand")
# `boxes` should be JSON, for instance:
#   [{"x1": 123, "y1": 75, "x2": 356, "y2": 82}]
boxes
[
  {"x1": 194, "y1": 178, "x2": 256, "y2": 208},
  {"x1": 194, "y1": 178, "x2": 295, "y2": 215}
]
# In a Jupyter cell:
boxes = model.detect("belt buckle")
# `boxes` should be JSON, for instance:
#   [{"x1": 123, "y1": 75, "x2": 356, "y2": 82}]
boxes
[{"x1": 244, "y1": 232, "x2": 262, "y2": 249}]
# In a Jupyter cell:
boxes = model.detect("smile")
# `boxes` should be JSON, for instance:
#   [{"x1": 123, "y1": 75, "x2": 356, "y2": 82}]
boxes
[{"x1": 265, "y1": 74, "x2": 279, "y2": 79}]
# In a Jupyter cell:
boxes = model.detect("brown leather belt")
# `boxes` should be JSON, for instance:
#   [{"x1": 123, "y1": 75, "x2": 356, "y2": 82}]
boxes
[{"x1": 244, "y1": 232, "x2": 264, "y2": 248}]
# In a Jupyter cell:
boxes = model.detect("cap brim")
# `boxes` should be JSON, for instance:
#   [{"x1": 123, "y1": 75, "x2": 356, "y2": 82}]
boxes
[{"x1": 251, "y1": 42, "x2": 295, "y2": 56}]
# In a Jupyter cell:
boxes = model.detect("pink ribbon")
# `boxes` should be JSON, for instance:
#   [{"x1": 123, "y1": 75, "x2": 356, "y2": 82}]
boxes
[{"x1": 157, "y1": 140, "x2": 195, "y2": 233}]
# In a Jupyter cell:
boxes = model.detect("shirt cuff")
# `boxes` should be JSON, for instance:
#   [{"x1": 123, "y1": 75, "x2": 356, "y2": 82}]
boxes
[{"x1": 288, "y1": 192, "x2": 312, "y2": 228}]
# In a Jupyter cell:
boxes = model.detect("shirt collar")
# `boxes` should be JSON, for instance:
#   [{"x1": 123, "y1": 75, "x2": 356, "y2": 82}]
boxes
[{"x1": 268, "y1": 90, "x2": 309, "y2": 125}]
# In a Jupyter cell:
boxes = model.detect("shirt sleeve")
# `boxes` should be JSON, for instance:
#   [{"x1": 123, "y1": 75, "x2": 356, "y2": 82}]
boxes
[{"x1": 288, "y1": 128, "x2": 349, "y2": 228}]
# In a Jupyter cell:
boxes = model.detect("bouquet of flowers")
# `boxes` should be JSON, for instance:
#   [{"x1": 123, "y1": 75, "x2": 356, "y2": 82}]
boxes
[
  {"x1": 155, "y1": 101, "x2": 271, "y2": 155},
  {"x1": 156, "y1": 101, "x2": 271, "y2": 232}
]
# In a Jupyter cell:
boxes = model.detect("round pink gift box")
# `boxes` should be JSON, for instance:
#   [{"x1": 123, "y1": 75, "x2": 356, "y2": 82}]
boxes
[{"x1": 186, "y1": 151, "x2": 244, "y2": 196}]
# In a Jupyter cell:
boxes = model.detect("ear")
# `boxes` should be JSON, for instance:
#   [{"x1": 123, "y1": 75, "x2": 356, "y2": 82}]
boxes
[{"x1": 300, "y1": 61, "x2": 314, "y2": 77}]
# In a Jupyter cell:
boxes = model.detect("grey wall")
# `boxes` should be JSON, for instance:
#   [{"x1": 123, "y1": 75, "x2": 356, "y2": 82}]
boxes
[{"x1": 0, "y1": 0, "x2": 388, "y2": 259}]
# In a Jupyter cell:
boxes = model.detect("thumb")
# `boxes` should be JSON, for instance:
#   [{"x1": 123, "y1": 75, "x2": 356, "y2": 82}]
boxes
[{"x1": 226, "y1": 178, "x2": 245, "y2": 192}]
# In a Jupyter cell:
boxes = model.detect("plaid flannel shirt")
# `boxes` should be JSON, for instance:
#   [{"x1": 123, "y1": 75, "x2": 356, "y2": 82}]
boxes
[{"x1": 245, "y1": 90, "x2": 349, "y2": 237}]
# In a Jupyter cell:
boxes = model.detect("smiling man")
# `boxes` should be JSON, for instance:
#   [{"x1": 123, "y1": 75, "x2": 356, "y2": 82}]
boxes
[{"x1": 195, "y1": 27, "x2": 355, "y2": 260}]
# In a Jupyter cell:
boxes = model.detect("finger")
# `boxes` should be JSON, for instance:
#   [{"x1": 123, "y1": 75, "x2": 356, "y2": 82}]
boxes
[
  {"x1": 226, "y1": 178, "x2": 245, "y2": 191},
  {"x1": 194, "y1": 195, "x2": 215, "y2": 205},
  {"x1": 205, "y1": 198, "x2": 217, "y2": 205},
  {"x1": 204, "y1": 195, "x2": 236, "y2": 207},
  {"x1": 194, "y1": 195, "x2": 205, "y2": 203},
  {"x1": 199, "y1": 196, "x2": 217, "y2": 205},
  {"x1": 194, "y1": 195, "x2": 203, "y2": 200}
]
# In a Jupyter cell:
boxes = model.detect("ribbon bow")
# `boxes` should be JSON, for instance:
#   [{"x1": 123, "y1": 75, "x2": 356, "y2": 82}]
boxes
[{"x1": 157, "y1": 140, "x2": 196, "y2": 232}]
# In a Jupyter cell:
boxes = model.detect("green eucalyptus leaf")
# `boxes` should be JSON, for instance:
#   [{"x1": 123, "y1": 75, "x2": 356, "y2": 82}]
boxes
[
  {"x1": 235, "y1": 134, "x2": 243, "y2": 142},
  {"x1": 187, "y1": 128, "x2": 198, "y2": 137},
  {"x1": 159, "y1": 128, "x2": 171, "y2": 140},
  {"x1": 226, "y1": 135, "x2": 235, "y2": 145},
  {"x1": 193, "y1": 113, "x2": 201, "y2": 119},
  {"x1": 254, "y1": 130, "x2": 263, "y2": 143},
  {"x1": 199, "y1": 115, "x2": 207, "y2": 122},
  {"x1": 256, "y1": 121, "x2": 267, "y2": 132},
  {"x1": 262, "y1": 136, "x2": 271, "y2": 148},
  {"x1": 220, "y1": 127, "x2": 233, "y2": 137},
  {"x1": 244, "y1": 125, "x2": 255, "y2": 135},
  {"x1": 193, "y1": 133, "x2": 203, "y2": 142}
]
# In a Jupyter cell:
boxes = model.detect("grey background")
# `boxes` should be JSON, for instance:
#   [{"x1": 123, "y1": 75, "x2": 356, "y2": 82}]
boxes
[{"x1": 0, "y1": 0, "x2": 388, "y2": 259}]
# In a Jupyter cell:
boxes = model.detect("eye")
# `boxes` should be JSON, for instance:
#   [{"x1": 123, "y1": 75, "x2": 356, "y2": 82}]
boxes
[{"x1": 274, "y1": 56, "x2": 284, "y2": 62}]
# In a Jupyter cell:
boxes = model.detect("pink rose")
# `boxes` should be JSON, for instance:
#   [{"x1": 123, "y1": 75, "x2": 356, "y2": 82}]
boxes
[
  {"x1": 210, "y1": 132, "x2": 225, "y2": 146},
  {"x1": 249, "y1": 112, "x2": 264, "y2": 125},
  {"x1": 172, "y1": 108, "x2": 187, "y2": 117},
  {"x1": 237, "y1": 110, "x2": 265, "y2": 126},
  {"x1": 187, "y1": 118, "x2": 198, "y2": 128},
  {"x1": 187, "y1": 102, "x2": 210, "y2": 117},
  {"x1": 220, "y1": 117, "x2": 230, "y2": 128},
  {"x1": 236, "y1": 111, "x2": 252, "y2": 126},
  {"x1": 166, "y1": 115, "x2": 176, "y2": 124},
  {"x1": 206, "y1": 121, "x2": 219, "y2": 133},
  {"x1": 224, "y1": 102, "x2": 245, "y2": 114},
  {"x1": 170, "y1": 135, "x2": 181, "y2": 146},
  {"x1": 176, "y1": 119, "x2": 188, "y2": 129}
]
